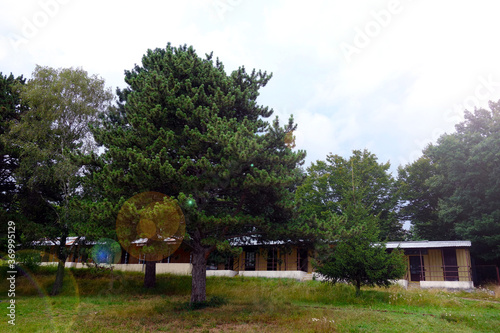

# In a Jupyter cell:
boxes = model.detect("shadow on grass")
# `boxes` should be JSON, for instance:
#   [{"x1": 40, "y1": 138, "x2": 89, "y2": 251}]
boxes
[{"x1": 173, "y1": 295, "x2": 228, "y2": 311}]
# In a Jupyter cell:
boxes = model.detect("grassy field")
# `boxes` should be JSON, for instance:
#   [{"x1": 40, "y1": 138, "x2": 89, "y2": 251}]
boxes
[{"x1": 0, "y1": 266, "x2": 499, "y2": 332}]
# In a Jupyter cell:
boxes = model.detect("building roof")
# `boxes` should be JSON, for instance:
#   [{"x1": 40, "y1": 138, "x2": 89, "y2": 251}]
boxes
[
  {"x1": 32, "y1": 236, "x2": 84, "y2": 246},
  {"x1": 385, "y1": 240, "x2": 471, "y2": 249},
  {"x1": 229, "y1": 236, "x2": 285, "y2": 246},
  {"x1": 32, "y1": 236, "x2": 178, "y2": 247}
]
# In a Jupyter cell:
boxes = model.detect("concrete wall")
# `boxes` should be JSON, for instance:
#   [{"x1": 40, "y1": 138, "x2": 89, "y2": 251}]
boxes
[
  {"x1": 239, "y1": 270, "x2": 308, "y2": 281},
  {"x1": 42, "y1": 262, "x2": 306, "y2": 280},
  {"x1": 41, "y1": 262, "x2": 193, "y2": 275},
  {"x1": 103, "y1": 263, "x2": 192, "y2": 275},
  {"x1": 393, "y1": 279, "x2": 408, "y2": 288},
  {"x1": 206, "y1": 270, "x2": 238, "y2": 277},
  {"x1": 420, "y1": 280, "x2": 474, "y2": 289}
]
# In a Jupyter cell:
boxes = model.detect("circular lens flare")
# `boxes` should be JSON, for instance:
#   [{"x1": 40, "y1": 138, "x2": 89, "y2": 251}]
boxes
[{"x1": 116, "y1": 192, "x2": 186, "y2": 262}]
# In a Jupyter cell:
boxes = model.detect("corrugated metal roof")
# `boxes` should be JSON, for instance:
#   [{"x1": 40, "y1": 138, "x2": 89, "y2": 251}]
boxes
[
  {"x1": 32, "y1": 236, "x2": 84, "y2": 246},
  {"x1": 385, "y1": 240, "x2": 471, "y2": 249},
  {"x1": 32, "y1": 236, "x2": 179, "y2": 247}
]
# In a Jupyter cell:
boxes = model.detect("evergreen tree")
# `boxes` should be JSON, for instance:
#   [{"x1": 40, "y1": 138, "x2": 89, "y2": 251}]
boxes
[
  {"x1": 314, "y1": 210, "x2": 406, "y2": 296},
  {"x1": 91, "y1": 44, "x2": 305, "y2": 302},
  {"x1": 313, "y1": 168, "x2": 406, "y2": 296}
]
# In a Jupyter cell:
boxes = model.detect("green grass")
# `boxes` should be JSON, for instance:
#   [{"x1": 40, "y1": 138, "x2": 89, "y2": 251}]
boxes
[{"x1": 0, "y1": 266, "x2": 499, "y2": 332}]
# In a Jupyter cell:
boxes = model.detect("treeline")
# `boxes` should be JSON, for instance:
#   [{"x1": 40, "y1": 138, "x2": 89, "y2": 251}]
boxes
[{"x1": 1, "y1": 44, "x2": 499, "y2": 301}]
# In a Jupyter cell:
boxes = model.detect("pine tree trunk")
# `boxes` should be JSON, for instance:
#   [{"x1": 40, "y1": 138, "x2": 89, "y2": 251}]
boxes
[
  {"x1": 144, "y1": 260, "x2": 156, "y2": 288},
  {"x1": 190, "y1": 243, "x2": 207, "y2": 304},
  {"x1": 51, "y1": 233, "x2": 67, "y2": 296}
]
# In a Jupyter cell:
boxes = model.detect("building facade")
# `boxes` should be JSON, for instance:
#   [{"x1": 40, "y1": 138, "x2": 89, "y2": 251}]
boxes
[{"x1": 385, "y1": 241, "x2": 473, "y2": 289}]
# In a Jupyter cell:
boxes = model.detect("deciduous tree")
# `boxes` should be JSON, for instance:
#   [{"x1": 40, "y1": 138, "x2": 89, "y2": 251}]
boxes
[
  {"x1": 6, "y1": 66, "x2": 113, "y2": 295},
  {"x1": 403, "y1": 101, "x2": 500, "y2": 264},
  {"x1": 296, "y1": 149, "x2": 403, "y2": 240},
  {"x1": 0, "y1": 73, "x2": 26, "y2": 219},
  {"x1": 397, "y1": 157, "x2": 443, "y2": 240}
]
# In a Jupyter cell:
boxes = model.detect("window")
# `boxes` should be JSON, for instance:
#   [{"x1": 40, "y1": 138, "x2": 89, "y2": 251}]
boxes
[
  {"x1": 409, "y1": 255, "x2": 425, "y2": 281},
  {"x1": 297, "y1": 249, "x2": 308, "y2": 272},
  {"x1": 245, "y1": 251, "x2": 256, "y2": 271},
  {"x1": 267, "y1": 248, "x2": 278, "y2": 271},
  {"x1": 224, "y1": 257, "x2": 234, "y2": 270}
]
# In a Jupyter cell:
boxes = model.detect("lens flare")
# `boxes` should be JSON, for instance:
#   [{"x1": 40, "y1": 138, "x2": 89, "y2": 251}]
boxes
[
  {"x1": 1, "y1": 249, "x2": 80, "y2": 331},
  {"x1": 91, "y1": 238, "x2": 122, "y2": 265},
  {"x1": 116, "y1": 192, "x2": 186, "y2": 262}
]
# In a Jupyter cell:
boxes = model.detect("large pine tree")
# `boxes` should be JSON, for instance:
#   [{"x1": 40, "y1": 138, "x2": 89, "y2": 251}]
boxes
[{"x1": 91, "y1": 44, "x2": 305, "y2": 303}]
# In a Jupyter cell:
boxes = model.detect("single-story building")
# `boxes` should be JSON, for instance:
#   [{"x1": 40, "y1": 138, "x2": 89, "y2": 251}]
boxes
[
  {"x1": 385, "y1": 240, "x2": 473, "y2": 289},
  {"x1": 33, "y1": 237, "x2": 475, "y2": 288}
]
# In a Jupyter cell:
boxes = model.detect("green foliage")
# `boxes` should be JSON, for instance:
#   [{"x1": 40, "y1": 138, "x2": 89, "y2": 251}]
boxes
[
  {"x1": 0, "y1": 72, "x2": 27, "y2": 229},
  {"x1": 397, "y1": 157, "x2": 442, "y2": 240},
  {"x1": 3, "y1": 66, "x2": 113, "y2": 295},
  {"x1": 90, "y1": 44, "x2": 306, "y2": 301},
  {"x1": 16, "y1": 249, "x2": 42, "y2": 272},
  {"x1": 300, "y1": 152, "x2": 407, "y2": 296},
  {"x1": 400, "y1": 100, "x2": 500, "y2": 264},
  {"x1": 4, "y1": 270, "x2": 500, "y2": 332},
  {"x1": 297, "y1": 149, "x2": 403, "y2": 240},
  {"x1": 4, "y1": 66, "x2": 114, "y2": 242},
  {"x1": 90, "y1": 238, "x2": 122, "y2": 265},
  {"x1": 314, "y1": 206, "x2": 407, "y2": 296}
]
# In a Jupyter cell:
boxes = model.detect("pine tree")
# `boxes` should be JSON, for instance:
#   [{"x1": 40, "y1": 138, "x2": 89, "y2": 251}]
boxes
[
  {"x1": 91, "y1": 44, "x2": 305, "y2": 302},
  {"x1": 312, "y1": 165, "x2": 406, "y2": 296}
]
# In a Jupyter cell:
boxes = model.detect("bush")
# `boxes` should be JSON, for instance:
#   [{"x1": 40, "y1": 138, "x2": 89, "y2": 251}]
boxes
[{"x1": 16, "y1": 250, "x2": 42, "y2": 272}]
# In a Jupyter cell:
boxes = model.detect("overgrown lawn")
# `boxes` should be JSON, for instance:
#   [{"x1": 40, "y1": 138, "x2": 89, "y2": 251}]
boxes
[{"x1": 1, "y1": 266, "x2": 499, "y2": 332}]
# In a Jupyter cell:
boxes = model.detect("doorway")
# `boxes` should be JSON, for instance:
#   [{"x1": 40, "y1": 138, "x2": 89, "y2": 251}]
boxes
[
  {"x1": 409, "y1": 256, "x2": 425, "y2": 282},
  {"x1": 442, "y1": 248, "x2": 459, "y2": 281}
]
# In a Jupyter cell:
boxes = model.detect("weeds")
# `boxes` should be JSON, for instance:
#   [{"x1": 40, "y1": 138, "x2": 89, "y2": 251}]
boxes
[
  {"x1": 176, "y1": 295, "x2": 229, "y2": 311},
  {"x1": 1, "y1": 268, "x2": 499, "y2": 332}
]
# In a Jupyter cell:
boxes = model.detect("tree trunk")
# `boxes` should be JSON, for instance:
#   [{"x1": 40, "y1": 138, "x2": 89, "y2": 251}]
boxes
[
  {"x1": 190, "y1": 243, "x2": 207, "y2": 304},
  {"x1": 51, "y1": 233, "x2": 68, "y2": 296},
  {"x1": 355, "y1": 279, "x2": 361, "y2": 297},
  {"x1": 144, "y1": 260, "x2": 156, "y2": 288}
]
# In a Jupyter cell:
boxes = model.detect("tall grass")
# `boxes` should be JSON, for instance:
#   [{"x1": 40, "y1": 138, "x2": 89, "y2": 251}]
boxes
[{"x1": 1, "y1": 267, "x2": 499, "y2": 332}]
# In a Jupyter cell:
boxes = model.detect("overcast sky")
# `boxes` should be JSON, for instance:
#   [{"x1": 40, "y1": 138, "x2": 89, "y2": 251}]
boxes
[{"x1": 2, "y1": 0, "x2": 500, "y2": 174}]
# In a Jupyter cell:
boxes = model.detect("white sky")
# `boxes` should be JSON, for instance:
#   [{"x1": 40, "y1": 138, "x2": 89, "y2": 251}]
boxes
[{"x1": 2, "y1": 0, "x2": 500, "y2": 174}]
